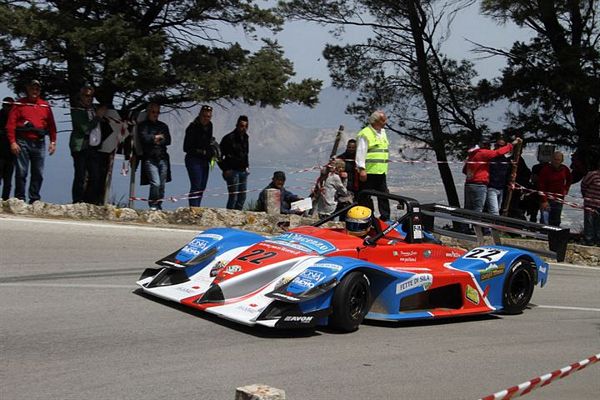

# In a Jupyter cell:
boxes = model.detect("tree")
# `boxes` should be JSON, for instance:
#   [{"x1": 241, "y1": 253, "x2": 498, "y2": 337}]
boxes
[
  {"x1": 480, "y1": 0, "x2": 600, "y2": 153},
  {"x1": 279, "y1": 0, "x2": 488, "y2": 207},
  {"x1": 0, "y1": 1, "x2": 321, "y2": 111}
]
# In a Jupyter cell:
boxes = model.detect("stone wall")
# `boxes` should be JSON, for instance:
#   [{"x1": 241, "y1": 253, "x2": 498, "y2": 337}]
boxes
[{"x1": 2, "y1": 198, "x2": 598, "y2": 266}]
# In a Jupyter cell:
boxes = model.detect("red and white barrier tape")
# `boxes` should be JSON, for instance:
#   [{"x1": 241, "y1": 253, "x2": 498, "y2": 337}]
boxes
[
  {"x1": 479, "y1": 353, "x2": 599, "y2": 400},
  {"x1": 513, "y1": 183, "x2": 600, "y2": 215}
]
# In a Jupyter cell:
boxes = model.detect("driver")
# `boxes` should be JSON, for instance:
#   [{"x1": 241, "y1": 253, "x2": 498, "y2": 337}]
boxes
[{"x1": 345, "y1": 206, "x2": 372, "y2": 237}]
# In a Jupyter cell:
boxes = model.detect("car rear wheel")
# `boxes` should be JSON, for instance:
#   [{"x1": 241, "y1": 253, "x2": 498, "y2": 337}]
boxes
[
  {"x1": 329, "y1": 272, "x2": 371, "y2": 332},
  {"x1": 502, "y1": 260, "x2": 534, "y2": 314}
]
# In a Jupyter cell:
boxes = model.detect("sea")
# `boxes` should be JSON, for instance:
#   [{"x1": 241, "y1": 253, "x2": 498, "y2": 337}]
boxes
[{"x1": 26, "y1": 139, "x2": 585, "y2": 233}]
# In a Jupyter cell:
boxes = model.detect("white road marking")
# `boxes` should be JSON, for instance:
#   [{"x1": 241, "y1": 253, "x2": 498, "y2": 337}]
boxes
[
  {"x1": 0, "y1": 283, "x2": 135, "y2": 289},
  {"x1": 0, "y1": 216, "x2": 199, "y2": 233},
  {"x1": 537, "y1": 305, "x2": 600, "y2": 312},
  {"x1": 551, "y1": 263, "x2": 600, "y2": 271}
]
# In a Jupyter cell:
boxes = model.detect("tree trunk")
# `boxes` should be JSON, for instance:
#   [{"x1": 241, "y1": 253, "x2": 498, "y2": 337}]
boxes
[{"x1": 407, "y1": 0, "x2": 460, "y2": 207}]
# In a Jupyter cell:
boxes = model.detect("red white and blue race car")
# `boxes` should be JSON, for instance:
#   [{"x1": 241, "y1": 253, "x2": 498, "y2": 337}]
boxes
[{"x1": 136, "y1": 190, "x2": 569, "y2": 332}]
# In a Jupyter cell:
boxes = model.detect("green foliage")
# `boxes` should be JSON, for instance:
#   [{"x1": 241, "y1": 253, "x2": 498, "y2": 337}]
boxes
[
  {"x1": 480, "y1": 0, "x2": 600, "y2": 150},
  {"x1": 0, "y1": 0, "x2": 321, "y2": 110},
  {"x1": 281, "y1": 0, "x2": 486, "y2": 155}
]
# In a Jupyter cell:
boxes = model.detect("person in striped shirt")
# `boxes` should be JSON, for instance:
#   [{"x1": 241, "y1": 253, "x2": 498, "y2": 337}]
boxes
[{"x1": 581, "y1": 160, "x2": 600, "y2": 246}]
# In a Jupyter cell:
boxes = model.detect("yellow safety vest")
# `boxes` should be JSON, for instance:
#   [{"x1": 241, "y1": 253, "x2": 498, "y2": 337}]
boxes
[{"x1": 357, "y1": 126, "x2": 389, "y2": 174}]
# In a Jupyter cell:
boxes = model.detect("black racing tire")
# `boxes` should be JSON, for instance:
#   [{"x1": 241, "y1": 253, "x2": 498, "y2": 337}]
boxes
[
  {"x1": 502, "y1": 260, "x2": 535, "y2": 314},
  {"x1": 329, "y1": 271, "x2": 371, "y2": 332}
]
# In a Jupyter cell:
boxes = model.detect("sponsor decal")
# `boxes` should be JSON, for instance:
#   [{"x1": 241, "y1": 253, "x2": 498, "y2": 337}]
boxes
[
  {"x1": 398, "y1": 250, "x2": 418, "y2": 262},
  {"x1": 282, "y1": 315, "x2": 314, "y2": 324},
  {"x1": 413, "y1": 224, "x2": 423, "y2": 239},
  {"x1": 180, "y1": 244, "x2": 203, "y2": 257},
  {"x1": 210, "y1": 260, "x2": 226, "y2": 277},
  {"x1": 539, "y1": 265, "x2": 547, "y2": 274},
  {"x1": 396, "y1": 274, "x2": 433, "y2": 294},
  {"x1": 237, "y1": 304, "x2": 263, "y2": 314},
  {"x1": 465, "y1": 285, "x2": 480, "y2": 305},
  {"x1": 272, "y1": 232, "x2": 336, "y2": 255},
  {"x1": 445, "y1": 251, "x2": 463, "y2": 258},
  {"x1": 225, "y1": 265, "x2": 242, "y2": 275},
  {"x1": 261, "y1": 241, "x2": 304, "y2": 255},
  {"x1": 176, "y1": 287, "x2": 197, "y2": 294},
  {"x1": 197, "y1": 233, "x2": 224, "y2": 241},
  {"x1": 478, "y1": 263, "x2": 505, "y2": 281},
  {"x1": 291, "y1": 277, "x2": 315, "y2": 289},
  {"x1": 463, "y1": 247, "x2": 508, "y2": 263},
  {"x1": 314, "y1": 263, "x2": 342, "y2": 274},
  {"x1": 301, "y1": 270, "x2": 325, "y2": 281},
  {"x1": 188, "y1": 238, "x2": 212, "y2": 251},
  {"x1": 289, "y1": 267, "x2": 330, "y2": 291}
]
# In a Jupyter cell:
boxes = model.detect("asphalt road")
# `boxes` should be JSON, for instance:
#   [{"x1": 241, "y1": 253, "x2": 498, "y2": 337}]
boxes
[{"x1": 1, "y1": 216, "x2": 599, "y2": 400}]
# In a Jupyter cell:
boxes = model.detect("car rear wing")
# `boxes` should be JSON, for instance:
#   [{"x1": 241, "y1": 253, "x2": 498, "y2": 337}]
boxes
[{"x1": 419, "y1": 203, "x2": 570, "y2": 262}]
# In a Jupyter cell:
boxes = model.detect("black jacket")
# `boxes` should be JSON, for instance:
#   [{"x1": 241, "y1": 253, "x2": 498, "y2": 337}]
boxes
[
  {"x1": 184, "y1": 119, "x2": 213, "y2": 159},
  {"x1": 138, "y1": 119, "x2": 171, "y2": 160},
  {"x1": 219, "y1": 129, "x2": 249, "y2": 171}
]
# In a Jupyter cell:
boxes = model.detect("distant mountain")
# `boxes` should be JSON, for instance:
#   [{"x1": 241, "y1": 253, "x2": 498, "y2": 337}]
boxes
[{"x1": 161, "y1": 87, "x2": 363, "y2": 166}]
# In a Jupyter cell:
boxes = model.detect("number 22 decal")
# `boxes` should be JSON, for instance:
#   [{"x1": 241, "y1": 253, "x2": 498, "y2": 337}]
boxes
[
  {"x1": 237, "y1": 249, "x2": 277, "y2": 264},
  {"x1": 464, "y1": 248, "x2": 507, "y2": 263}
]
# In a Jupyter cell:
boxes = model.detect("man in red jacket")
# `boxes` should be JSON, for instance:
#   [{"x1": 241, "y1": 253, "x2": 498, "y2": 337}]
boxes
[
  {"x1": 6, "y1": 79, "x2": 57, "y2": 203},
  {"x1": 463, "y1": 136, "x2": 518, "y2": 213},
  {"x1": 538, "y1": 151, "x2": 572, "y2": 227}
]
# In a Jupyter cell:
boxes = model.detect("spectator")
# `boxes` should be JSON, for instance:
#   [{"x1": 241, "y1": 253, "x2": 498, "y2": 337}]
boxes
[
  {"x1": 69, "y1": 86, "x2": 107, "y2": 203},
  {"x1": 85, "y1": 104, "x2": 113, "y2": 205},
  {"x1": 219, "y1": 115, "x2": 249, "y2": 210},
  {"x1": 463, "y1": 136, "x2": 516, "y2": 213},
  {"x1": 184, "y1": 105, "x2": 215, "y2": 207},
  {"x1": 581, "y1": 159, "x2": 600, "y2": 246},
  {"x1": 525, "y1": 156, "x2": 547, "y2": 223},
  {"x1": 538, "y1": 151, "x2": 572, "y2": 226},
  {"x1": 315, "y1": 159, "x2": 351, "y2": 219},
  {"x1": 486, "y1": 135, "x2": 511, "y2": 215},
  {"x1": 0, "y1": 97, "x2": 15, "y2": 200},
  {"x1": 138, "y1": 103, "x2": 171, "y2": 210},
  {"x1": 336, "y1": 139, "x2": 358, "y2": 195},
  {"x1": 6, "y1": 79, "x2": 57, "y2": 204},
  {"x1": 356, "y1": 110, "x2": 391, "y2": 221},
  {"x1": 257, "y1": 171, "x2": 303, "y2": 214}
]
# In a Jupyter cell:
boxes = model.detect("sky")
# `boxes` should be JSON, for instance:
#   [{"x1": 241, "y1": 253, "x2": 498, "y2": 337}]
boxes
[{"x1": 0, "y1": 1, "x2": 531, "y2": 99}]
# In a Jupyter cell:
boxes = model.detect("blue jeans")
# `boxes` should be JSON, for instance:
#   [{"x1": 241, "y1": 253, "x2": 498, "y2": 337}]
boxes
[
  {"x1": 223, "y1": 170, "x2": 248, "y2": 210},
  {"x1": 540, "y1": 200, "x2": 563, "y2": 226},
  {"x1": 15, "y1": 138, "x2": 45, "y2": 203},
  {"x1": 486, "y1": 187, "x2": 504, "y2": 215},
  {"x1": 464, "y1": 183, "x2": 487, "y2": 212},
  {"x1": 185, "y1": 154, "x2": 209, "y2": 207},
  {"x1": 583, "y1": 208, "x2": 600, "y2": 244},
  {"x1": 143, "y1": 158, "x2": 168, "y2": 208}
]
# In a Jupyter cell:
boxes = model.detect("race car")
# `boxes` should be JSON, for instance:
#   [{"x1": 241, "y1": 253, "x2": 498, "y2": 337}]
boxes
[{"x1": 136, "y1": 190, "x2": 569, "y2": 332}]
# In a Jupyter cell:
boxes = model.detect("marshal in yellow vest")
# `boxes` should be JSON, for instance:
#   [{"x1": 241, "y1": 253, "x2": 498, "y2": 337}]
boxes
[{"x1": 357, "y1": 126, "x2": 389, "y2": 174}]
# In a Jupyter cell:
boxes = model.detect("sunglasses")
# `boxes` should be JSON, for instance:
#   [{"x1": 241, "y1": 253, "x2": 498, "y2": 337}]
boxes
[{"x1": 201, "y1": 105, "x2": 213, "y2": 111}]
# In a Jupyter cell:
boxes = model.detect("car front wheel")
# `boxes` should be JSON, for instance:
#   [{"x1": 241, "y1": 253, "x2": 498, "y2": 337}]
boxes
[
  {"x1": 502, "y1": 259, "x2": 534, "y2": 314},
  {"x1": 329, "y1": 271, "x2": 371, "y2": 332}
]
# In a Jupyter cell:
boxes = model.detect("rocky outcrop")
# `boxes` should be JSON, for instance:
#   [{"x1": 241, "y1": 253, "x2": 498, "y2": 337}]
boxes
[
  {"x1": 2, "y1": 198, "x2": 598, "y2": 266},
  {"x1": 0, "y1": 199, "x2": 318, "y2": 234}
]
